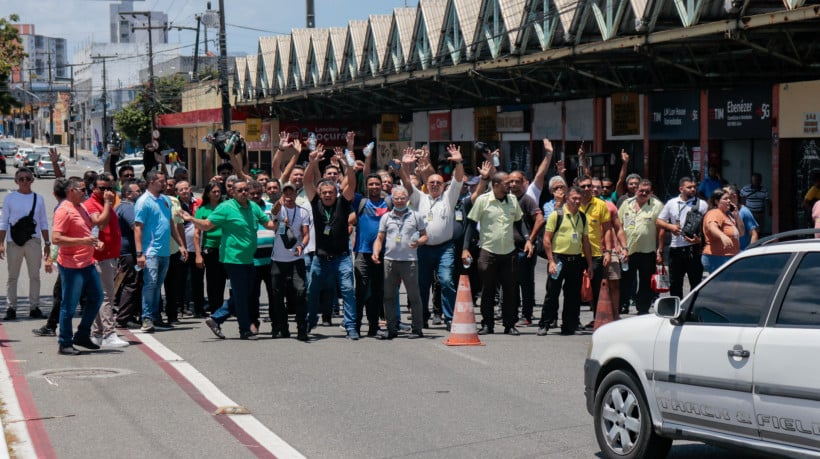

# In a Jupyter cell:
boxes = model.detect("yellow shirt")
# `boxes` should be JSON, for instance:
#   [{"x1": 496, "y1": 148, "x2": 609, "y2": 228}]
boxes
[
  {"x1": 618, "y1": 197, "x2": 663, "y2": 254},
  {"x1": 468, "y1": 192, "x2": 523, "y2": 255},
  {"x1": 579, "y1": 197, "x2": 610, "y2": 257},
  {"x1": 545, "y1": 206, "x2": 588, "y2": 255}
]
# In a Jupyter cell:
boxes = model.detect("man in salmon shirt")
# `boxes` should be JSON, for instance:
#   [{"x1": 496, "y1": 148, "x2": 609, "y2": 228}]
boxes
[
  {"x1": 52, "y1": 177, "x2": 104, "y2": 355},
  {"x1": 83, "y1": 173, "x2": 129, "y2": 348}
]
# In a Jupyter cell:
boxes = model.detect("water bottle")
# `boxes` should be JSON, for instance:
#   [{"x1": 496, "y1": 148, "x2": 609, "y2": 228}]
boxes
[
  {"x1": 463, "y1": 256, "x2": 473, "y2": 269},
  {"x1": 410, "y1": 231, "x2": 420, "y2": 244},
  {"x1": 344, "y1": 149, "x2": 356, "y2": 167},
  {"x1": 363, "y1": 141, "x2": 375, "y2": 157},
  {"x1": 307, "y1": 132, "x2": 317, "y2": 151},
  {"x1": 224, "y1": 132, "x2": 236, "y2": 154},
  {"x1": 134, "y1": 263, "x2": 142, "y2": 272},
  {"x1": 91, "y1": 226, "x2": 100, "y2": 238},
  {"x1": 620, "y1": 253, "x2": 629, "y2": 272},
  {"x1": 550, "y1": 260, "x2": 563, "y2": 279},
  {"x1": 492, "y1": 152, "x2": 500, "y2": 168}
]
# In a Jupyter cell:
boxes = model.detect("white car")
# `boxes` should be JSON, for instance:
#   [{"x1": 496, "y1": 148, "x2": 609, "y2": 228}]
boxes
[
  {"x1": 14, "y1": 147, "x2": 33, "y2": 168},
  {"x1": 585, "y1": 229, "x2": 820, "y2": 459},
  {"x1": 100, "y1": 156, "x2": 145, "y2": 178}
]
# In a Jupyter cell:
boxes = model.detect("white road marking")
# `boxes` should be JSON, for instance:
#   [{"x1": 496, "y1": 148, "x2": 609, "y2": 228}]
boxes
[
  {"x1": 132, "y1": 332, "x2": 306, "y2": 459},
  {"x1": 0, "y1": 349, "x2": 34, "y2": 458}
]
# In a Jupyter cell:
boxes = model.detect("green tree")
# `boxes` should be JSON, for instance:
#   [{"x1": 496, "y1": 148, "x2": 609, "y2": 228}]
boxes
[
  {"x1": 113, "y1": 74, "x2": 186, "y2": 145},
  {"x1": 0, "y1": 14, "x2": 26, "y2": 114}
]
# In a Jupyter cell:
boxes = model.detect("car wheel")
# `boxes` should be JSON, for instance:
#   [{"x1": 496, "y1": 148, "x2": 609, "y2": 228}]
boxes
[{"x1": 593, "y1": 369, "x2": 672, "y2": 459}]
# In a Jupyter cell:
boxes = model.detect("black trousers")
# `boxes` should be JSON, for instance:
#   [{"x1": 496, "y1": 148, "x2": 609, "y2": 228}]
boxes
[
  {"x1": 539, "y1": 254, "x2": 585, "y2": 333},
  {"x1": 184, "y1": 254, "x2": 206, "y2": 315},
  {"x1": 271, "y1": 260, "x2": 307, "y2": 333},
  {"x1": 202, "y1": 248, "x2": 226, "y2": 313},
  {"x1": 589, "y1": 256, "x2": 604, "y2": 316},
  {"x1": 668, "y1": 245, "x2": 703, "y2": 299},
  {"x1": 354, "y1": 252, "x2": 383, "y2": 332},
  {"x1": 115, "y1": 254, "x2": 143, "y2": 324},
  {"x1": 620, "y1": 252, "x2": 656, "y2": 314},
  {"x1": 477, "y1": 249, "x2": 517, "y2": 329},
  {"x1": 251, "y1": 263, "x2": 274, "y2": 326},
  {"x1": 163, "y1": 252, "x2": 185, "y2": 320}
]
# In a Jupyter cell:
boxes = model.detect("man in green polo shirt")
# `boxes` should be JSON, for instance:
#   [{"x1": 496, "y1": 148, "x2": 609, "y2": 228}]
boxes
[
  {"x1": 462, "y1": 172, "x2": 532, "y2": 336},
  {"x1": 618, "y1": 179, "x2": 663, "y2": 315},
  {"x1": 178, "y1": 179, "x2": 279, "y2": 340},
  {"x1": 538, "y1": 186, "x2": 594, "y2": 336}
]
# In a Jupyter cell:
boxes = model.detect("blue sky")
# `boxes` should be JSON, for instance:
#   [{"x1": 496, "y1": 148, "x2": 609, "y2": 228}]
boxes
[{"x1": 9, "y1": 0, "x2": 416, "y2": 58}]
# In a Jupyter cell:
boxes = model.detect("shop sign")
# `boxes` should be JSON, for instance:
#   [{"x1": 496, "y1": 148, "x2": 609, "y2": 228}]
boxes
[
  {"x1": 649, "y1": 91, "x2": 699, "y2": 140},
  {"x1": 245, "y1": 118, "x2": 262, "y2": 141},
  {"x1": 804, "y1": 112, "x2": 820, "y2": 135},
  {"x1": 380, "y1": 114, "x2": 400, "y2": 141},
  {"x1": 429, "y1": 111, "x2": 451, "y2": 141},
  {"x1": 497, "y1": 111, "x2": 525, "y2": 132},
  {"x1": 611, "y1": 92, "x2": 641, "y2": 136},
  {"x1": 279, "y1": 121, "x2": 369, "y2": 147},
  {"x1": 474, "y1": 106, "x2": 498, "y2": 141},
  {"x1": 708, "y1": 88, "x2": 771, "y2": 139},
  {"x1": 246, "y1": 122, "x2": 273, "y2": 150}
]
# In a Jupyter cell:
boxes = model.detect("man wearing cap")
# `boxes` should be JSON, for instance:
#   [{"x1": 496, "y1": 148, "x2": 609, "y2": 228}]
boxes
[
  {"x1": 269, "y1": 182, "x2": 310, "y2": 340},
  {"x1": 399, "y1": 144, "x2": 464, "y2": 329}
]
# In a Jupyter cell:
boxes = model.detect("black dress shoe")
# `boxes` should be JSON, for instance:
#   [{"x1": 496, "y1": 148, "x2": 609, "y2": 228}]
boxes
[
  {"x1": 406, "y1": 331, "x2": 424, "y2": 339},
  {"x1": 504, "y1": 327, "x2": 521, "y2": 336},
  {"x1": 58, "y1": 346, "x2": 81, "y2": 356},
  {"x1": 477, "y1": 326, "x2": 494, "y2": 335},
  {"x1": 29, "y1": 307, "x2": 44, "y2": 319},
  {"x1": 72, "y1": 335, "x2": 100, "y2": 350},
  {"x1": 240, "y1": 332, "x2": 259, "y2": 340}
]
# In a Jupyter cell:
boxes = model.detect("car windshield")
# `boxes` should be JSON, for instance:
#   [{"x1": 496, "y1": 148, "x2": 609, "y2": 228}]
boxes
[
  {"x1": 39, "y1": 154, "x2": 59, "y2": 162},
  {"x1": 33, "y1": 148, "x2": 49, "y2": 154},
  {"x1": 26, "y1": 152, "x2": 39, "y2": 159}
]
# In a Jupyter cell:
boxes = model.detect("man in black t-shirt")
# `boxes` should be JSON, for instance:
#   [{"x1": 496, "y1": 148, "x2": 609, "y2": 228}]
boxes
[{"x1": 303, "y1": 144, "x2": 359, "y2": 339}]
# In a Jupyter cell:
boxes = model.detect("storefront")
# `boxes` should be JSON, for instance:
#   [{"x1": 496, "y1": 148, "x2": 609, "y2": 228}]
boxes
[
  {"x1": 532, "y1": 99, "x2": 595, "y2": 185},
  {"x1": 776, "y1": 79, "x2": 820, "y2": 232},
  {"x1": 605, "y1": 93, "x2": 645, "y2": 181},
  {"x1": 707, "y1": 87, "x2": 773, "y2": 233},
  {"x1": 648, "y1": 90, "x2": 700, "y2": 201}
]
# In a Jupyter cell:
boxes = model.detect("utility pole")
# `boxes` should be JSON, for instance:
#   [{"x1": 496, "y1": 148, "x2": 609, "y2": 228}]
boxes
[
  {"x1": 92, "y1": 55, "x2": 117, "y2": 153},
  {"x1": 28, "y1": 70, "x2": 34, "y2": 143},
  {"x1": 306, "y1": 0, "x2": 315, "y2": 28},
  {"x1": 48, "y1": 52, "x2": 54, "y2": 145},
  {"x1": 166, "y1": 22, "x2": 200, "y2": 80},
  {"x1": 128, "y1": 12, "x2": 163, "y2": 133},
  {"x1": 217, "y1": 0, "x2": 230, "y2": 132}
]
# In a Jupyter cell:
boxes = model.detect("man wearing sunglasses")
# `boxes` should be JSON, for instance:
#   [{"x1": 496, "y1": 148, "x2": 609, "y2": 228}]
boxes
[
  {"x1": 82, "y1": 173, "x2": 129, "y2": 348},
  {"x1": 0, "y1": 168, "x2": 50, "y2": 320}
]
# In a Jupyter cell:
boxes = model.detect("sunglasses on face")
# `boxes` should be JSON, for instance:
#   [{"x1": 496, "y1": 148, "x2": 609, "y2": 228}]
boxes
[
  {"x1": 579, "y1": 184, "x2": 592, "y2": 189},
  {"x1": 121, "y1": 174, "x2": 134, "y2": 178},
  {"x1": 234, "y1": 188, "x2": 249, "y2": 194},
  {"x1": 98, "y1": 186, "x2": 113, "y2": 191}
]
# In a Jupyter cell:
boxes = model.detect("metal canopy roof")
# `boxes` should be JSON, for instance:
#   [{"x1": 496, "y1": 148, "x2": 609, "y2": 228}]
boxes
[{"x1": 233, "y1": 0, "x2": 820, "y2": 120}]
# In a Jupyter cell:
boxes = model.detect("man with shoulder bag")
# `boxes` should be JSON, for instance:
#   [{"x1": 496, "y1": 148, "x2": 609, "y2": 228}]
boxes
[
  {"x1": 656, "y1": 177, "x2": 708, "y2": 299},
  {"x1": 0, "y1": 168, "x2": 50, "y2": 320}
]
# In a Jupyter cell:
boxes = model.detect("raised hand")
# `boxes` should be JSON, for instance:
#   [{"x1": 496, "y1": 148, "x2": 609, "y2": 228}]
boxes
[
  {"x1": 478, "y1": 160, "x2": 492, "y2": 179},
  {"x1": 543, "y1": 138, "x2": 554, "y2": 155},
  {"x1": 556, "y1": 159, "x2": 566, "y2": 176},
  {"x1": 447, "y1": 144, "x2": 462, "y2": 163},
  {"x1": 278, "y1": 131, "x2": 293, "y2": 150},
  {"x1": 401, "y1": 147, "x2": 416, "y2": 166},
  {"x1": 621, "y1": 149, "x2": 629, "y2": 164},
  {"x1": 309, "y1": 144, "x2": 325, "y2": 162},
  {"x1": 345, "y1": 130, "x2": 355, "y2": 150}
]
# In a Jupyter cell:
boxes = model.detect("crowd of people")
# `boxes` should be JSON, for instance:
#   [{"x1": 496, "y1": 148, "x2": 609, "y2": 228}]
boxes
[{"x1": 0, "y1": 132, "x2": 794, "y2": 353}]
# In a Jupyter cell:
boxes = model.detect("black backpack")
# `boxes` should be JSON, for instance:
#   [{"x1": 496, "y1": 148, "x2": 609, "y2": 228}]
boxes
[{"x1": 681, "y1": 199, "x2": 705, "y2": 239}]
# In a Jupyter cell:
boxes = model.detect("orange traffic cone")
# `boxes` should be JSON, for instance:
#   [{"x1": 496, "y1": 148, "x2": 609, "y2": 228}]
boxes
[
  {"x1": 444, "y1": 274, "x2": 484, "y2": 346},
  {"x1": 594, "y1": 279, "x2": 617, "y2": 330}
]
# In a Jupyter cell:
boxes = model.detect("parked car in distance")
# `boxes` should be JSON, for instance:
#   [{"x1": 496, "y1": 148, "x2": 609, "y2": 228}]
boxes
[
  {"x1": 102, "y1": 156, "x2": 145, "y2": 178},
  {"x1": 21, "y1": 150, "x2": 40, "y2": 169},
  {"x1": 585, "y1": 228, "x2": 820, "y2": 459},
  {"x1": 14, "y1": 147, "x2": 33, "y2": 168},
  {"x1": 34, "y1": 153, "x2": 66, "y2": 178}
]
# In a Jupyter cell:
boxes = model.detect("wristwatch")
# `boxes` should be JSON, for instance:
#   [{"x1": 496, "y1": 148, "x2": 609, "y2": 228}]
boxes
[
  {"x1": 136, "y1": 251, "x2": 143, "y2": 257},
  {"x1": 43, "y1": 240, "x2": 51, "y2": 246}
]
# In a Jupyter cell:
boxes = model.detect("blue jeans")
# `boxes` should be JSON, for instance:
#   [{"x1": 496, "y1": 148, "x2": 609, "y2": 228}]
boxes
[
  {"x1": 141, "y1": 255, "x2": 169, "y2": 322},
  {"x1": 305, "y1": 252, "x2": 337, "y2": 320},
  {"x1": 211, "y1": 263, "x2": 255, "y2": 336},
  {"x1": 57, "y1": 264, "x2": 102, "y2": 347},
  {"x1": 417, "y1": 242, "x2": 456, "y2": 322},
  {"x1": 306, "y1": 254, "x2": 355, "y2": 332}
]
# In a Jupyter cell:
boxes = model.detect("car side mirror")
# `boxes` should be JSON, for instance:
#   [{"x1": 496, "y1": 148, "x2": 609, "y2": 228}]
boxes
[{"x1": 655, "y1": 296, "x2": 682, "y2": 324}]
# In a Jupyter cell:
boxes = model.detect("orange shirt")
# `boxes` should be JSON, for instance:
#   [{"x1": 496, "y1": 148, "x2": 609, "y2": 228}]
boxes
[
  {"x1": 53, "y1": 201, "x2": 95, "y2": 269},
  {"x1": 702, "y1": 208, "x2": 739, "y2": 257}
]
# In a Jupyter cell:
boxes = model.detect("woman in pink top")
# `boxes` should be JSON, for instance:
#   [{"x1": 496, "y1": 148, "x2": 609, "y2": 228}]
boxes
[
  {"x1": 52, "y1": 177, "x2": 104, "y2": 355},
  {"x1": 701, "y1": 188, "x2": 745, "y2": 273}
]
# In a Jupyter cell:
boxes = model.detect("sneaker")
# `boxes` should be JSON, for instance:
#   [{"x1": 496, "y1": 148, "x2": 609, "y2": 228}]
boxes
[
  {"x1": 32, "y1": 326, "x2": 56, "y2": 337},
  {"x1": 346, "y1": 330, "x2": 360, "y2": 341},
  {"x1": 398, "y1": 322, "x2": 411, "y2": 332},
  {"x1": 431, "y1": 314, "x2": 443, "y2": 325},
  {"x1": 583, "y1": 320, "x2": 596, "y2": 330},
  {"x1": 4, "y1": 308, "x2": 16, "y2": 321},
  {"x1": 536, "y1": 326, "x2": 548, "y2": 336},
  {"x1": 90, "y1": 335, "x2": 103, "y2": 347},
  {"x1": 204, "y1": 317, "x2": 225, "y2": 339},
  {"x1": 406, "y1": 330, "x2": 424, "y2": 339},
  {"x1": 140, "y1": 319, "x2": 155, "y2": 333},
  {"x1": 153, "y1": 320, "x2": 174, "y2": 331},
  {"x1": 240, "y1": 332, "x2": 259, "y2": 340},
  {"x1": 29, "y1": 307, "x2": 44, "y2": 319},
  {"x1": 321, "y1": 320, "x2": 332, "y2": 327},
  {"x1": 73, "y1": 335, "x2": 100, "y2": 350},
  {"x1": 516, "y1": 318, "x2": 531, "y2": 327},
  {"x1": 101, "y1": 333, "x2": 130, "y2": 348}
]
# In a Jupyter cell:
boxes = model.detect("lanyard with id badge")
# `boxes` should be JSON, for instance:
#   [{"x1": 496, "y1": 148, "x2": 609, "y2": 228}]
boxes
[{"x1": 321, "y1": 204, "x2": 334, "y2": 236}]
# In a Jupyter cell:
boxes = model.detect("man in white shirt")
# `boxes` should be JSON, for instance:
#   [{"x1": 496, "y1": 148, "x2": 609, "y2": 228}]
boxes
[
  {"x1": 399, "y1": 145, "x2": 464, "y2": 329},
  {"x1": 0, "y1": 168, "x2": 50, "y2": 320}
]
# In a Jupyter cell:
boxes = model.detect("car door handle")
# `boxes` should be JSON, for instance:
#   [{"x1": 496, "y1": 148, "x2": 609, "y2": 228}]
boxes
[{"x1": 727, "y1": 348, "x2": 750, "y2": 358}]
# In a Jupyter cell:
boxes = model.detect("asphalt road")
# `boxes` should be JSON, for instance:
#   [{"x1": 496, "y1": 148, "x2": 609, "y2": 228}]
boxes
[{"x1": 0, "y1": 153, "x2": 760, "y2": 458}]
